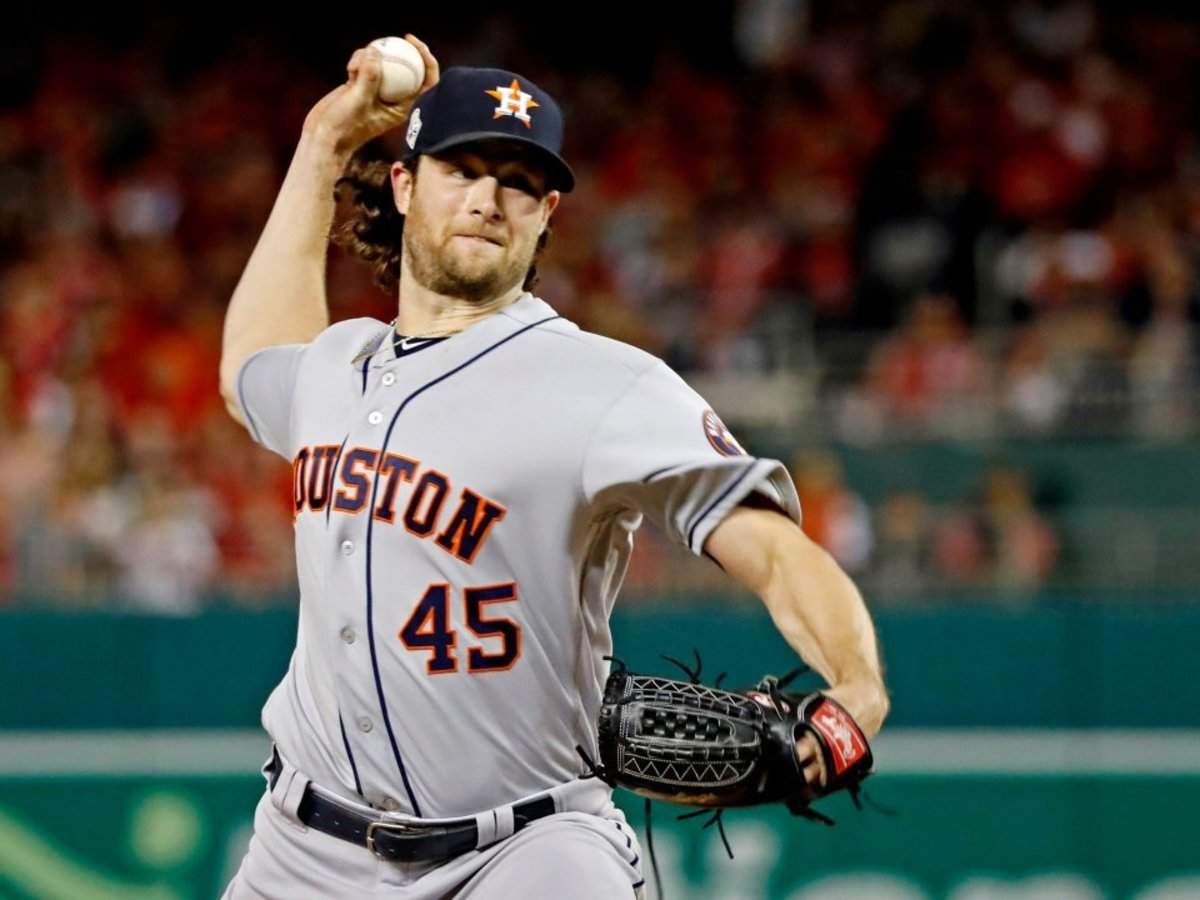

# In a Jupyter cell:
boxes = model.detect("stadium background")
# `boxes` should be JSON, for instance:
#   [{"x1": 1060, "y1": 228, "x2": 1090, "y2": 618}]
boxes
[{"x1": 3, "y1": 1, "x2": 1199, "y2": 897}]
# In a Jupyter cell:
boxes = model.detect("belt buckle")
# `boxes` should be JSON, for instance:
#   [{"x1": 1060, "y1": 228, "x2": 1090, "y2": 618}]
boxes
[{"x1": 365, "y1": 819, "x2": 430, "y2": 858}]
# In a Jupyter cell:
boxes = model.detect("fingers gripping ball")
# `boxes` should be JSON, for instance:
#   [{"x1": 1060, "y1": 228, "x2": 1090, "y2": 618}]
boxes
[{"x1": 369, "y1": 37, "x2": 426, "y2": 104}]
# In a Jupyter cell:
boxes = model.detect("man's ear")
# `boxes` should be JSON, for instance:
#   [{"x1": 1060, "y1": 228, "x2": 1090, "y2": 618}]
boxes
[
  {"x1": 391, "y1": 161, "x2": 415, "y2": 216},
  {"x1": 541, "y1": 190, "x2": 561, "y2": 233}
]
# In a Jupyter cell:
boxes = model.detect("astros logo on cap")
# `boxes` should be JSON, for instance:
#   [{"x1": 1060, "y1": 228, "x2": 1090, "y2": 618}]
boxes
[{"x1": 486, "y1": 79, "x2": 539, "y2": 128}]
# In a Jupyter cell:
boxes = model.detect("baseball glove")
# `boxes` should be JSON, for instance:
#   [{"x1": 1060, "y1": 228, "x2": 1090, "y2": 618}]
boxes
[{"x1": 587, "y1": 659, "x2": 873, "y2": 823}]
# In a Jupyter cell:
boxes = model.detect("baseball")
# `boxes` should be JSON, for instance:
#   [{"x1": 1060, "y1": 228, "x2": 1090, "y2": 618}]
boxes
[{"x1": 369, "y1": 36, "x2": 425, "y2": 104}]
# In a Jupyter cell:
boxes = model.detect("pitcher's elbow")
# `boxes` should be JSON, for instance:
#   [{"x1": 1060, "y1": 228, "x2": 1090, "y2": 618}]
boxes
[{"x1": 218, "y1": 356, "x2": 246, "y2": 426}]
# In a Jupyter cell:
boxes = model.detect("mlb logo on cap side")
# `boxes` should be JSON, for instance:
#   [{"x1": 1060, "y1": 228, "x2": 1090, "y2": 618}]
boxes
[{"x1": 406, "y1": 108, "x2": 423, "y2": 149}]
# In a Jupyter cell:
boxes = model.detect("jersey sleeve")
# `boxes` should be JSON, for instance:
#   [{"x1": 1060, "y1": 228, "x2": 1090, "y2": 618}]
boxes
[
  {"x1": 582, "y1": 361, "x2": 801, "y2": 556},
  {"x1": 234, "y1": 344, "x2": 307, "y2": 459}
]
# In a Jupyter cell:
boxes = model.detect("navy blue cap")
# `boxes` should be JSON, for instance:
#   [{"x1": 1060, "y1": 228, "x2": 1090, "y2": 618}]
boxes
[{"x1": 402, "y1": 66, "x2": 575, "y2": 193}]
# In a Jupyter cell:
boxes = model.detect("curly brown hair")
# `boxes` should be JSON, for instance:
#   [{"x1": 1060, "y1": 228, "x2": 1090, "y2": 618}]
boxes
[{"x1": 331, "y1": 148, "x2": 551, "y2": 297}]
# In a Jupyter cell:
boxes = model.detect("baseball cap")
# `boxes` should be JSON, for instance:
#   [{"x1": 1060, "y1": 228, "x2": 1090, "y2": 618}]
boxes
[{"x1": 401, "y1": 66, "x2": 575, "y2": 193}]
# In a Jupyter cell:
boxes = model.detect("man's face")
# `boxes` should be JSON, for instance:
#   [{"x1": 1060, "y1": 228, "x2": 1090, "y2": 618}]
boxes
[{"x1": 392, "y1": 142, "x2": 561, "y2": 303}]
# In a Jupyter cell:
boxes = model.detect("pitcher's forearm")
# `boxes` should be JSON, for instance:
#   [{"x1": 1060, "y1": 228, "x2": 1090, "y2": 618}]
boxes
[
  {"x1": 761, "y1": 537, "x2": 889, "y2": 735},
  {"x1": 219, "y1": 36, "x2": 437, "y2": 423},
  {"x1": 219, "y1": 127, "x2": 352, "y2": 407},
  {"x1": 707, "y1": 506, "x2": 889, "y2": 736}
]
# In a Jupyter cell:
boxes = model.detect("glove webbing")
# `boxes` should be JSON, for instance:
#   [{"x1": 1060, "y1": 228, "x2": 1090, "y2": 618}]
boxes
[{"x1": 576, "y1": 654, "x2": 894, "y2": 900}]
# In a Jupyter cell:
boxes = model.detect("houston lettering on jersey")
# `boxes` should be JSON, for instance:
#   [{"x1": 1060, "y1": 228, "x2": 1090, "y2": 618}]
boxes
[{"x1": 291, "y1": 445, "x2": 507, "y2": 564}]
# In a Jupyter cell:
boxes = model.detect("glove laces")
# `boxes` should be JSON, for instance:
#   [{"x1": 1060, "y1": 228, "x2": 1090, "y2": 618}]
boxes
[{"x1": 574, "y1": 652, "x2": 895, "y2": 900}]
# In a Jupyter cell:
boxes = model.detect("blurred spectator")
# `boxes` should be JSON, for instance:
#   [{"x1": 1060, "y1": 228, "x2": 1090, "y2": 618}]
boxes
[
  {"x1": 854, "y1": 293, "x2": 989, "y2": 437},
  {"x1": 1125, "y1": 204, "x2": 1200, "y2": 438},
  {"x1": 792, "y1": 450, "x2": 872, "y2": 573},
  {"x1": 932, "y1": 466, "x2": 1060, "y2": 596},
  {"x1": 1054, "y1": 303, "x2": 1132, "y2": 434},
  {"x1": 1001, "y1": 323, "x2": 1070, "y2": 432},
  {"x1": 868, "y1": 489, "x2": 933, "y2": 598},
  {"x1": 115, "y1": 481, "x2": 219, "y2": 615}
]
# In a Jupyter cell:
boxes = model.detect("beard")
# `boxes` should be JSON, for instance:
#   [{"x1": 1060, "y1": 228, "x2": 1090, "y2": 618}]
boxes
[{"x1": 402, "y1": 200, "x2": 534, "y2": 304}]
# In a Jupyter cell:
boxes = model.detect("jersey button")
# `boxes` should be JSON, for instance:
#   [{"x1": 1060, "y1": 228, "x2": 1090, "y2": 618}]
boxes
[
  {"x1": 380, "y1": 797, "x2": 400, "y2": 811},
  {"x1": 381, "y1": 372, "x2": 396, "y2": 386},
  {"x1": 340, "y1": 626, "x2": 356, "y2": 644},
  {"x1": 357, "y1": 717, "x2": 373, "y2": 733},
  {"x1": 341, "y1": 540, "x2": 354, "y2": 556},
  {"x1": 368, "y1": 411, "x2": 383, "y2": 425}
]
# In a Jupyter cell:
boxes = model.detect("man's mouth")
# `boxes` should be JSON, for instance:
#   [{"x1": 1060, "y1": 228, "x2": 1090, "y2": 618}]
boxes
[{"x1": 455, "y1": 234, "x2": 504, "y2": 247}]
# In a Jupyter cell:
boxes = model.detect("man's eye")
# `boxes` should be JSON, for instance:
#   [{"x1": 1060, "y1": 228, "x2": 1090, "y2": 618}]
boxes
[{"x1": 504, "y1": 178, "x2": 538, "y2": 196}]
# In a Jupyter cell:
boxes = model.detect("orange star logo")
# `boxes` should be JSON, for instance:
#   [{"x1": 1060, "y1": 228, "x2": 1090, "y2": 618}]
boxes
[{"x1": 485, "y1": 79, "x2": 539, "y2": 129}]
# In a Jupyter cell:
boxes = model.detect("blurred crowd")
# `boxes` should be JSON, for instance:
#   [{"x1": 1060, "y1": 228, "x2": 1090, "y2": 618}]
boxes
[
  {"x1": 1, "y1": 1, "x2": 1196, "y2": 609},
  {"x1": 794, "y1": 454, "x2": 1059, "y2": 598},
  {"x1": 624, "y1": 452, "x2": 1061, "y2": 602}
]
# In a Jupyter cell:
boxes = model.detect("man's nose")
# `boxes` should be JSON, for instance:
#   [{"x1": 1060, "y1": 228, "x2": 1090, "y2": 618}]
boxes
[{"x1": 466, "y1": 176, "x2": 503, "y2": 219}]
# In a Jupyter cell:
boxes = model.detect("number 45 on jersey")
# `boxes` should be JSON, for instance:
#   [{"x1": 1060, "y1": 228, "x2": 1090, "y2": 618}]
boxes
[{"x1": 400, "y1": 582, "x2": 520, "y2": 675}]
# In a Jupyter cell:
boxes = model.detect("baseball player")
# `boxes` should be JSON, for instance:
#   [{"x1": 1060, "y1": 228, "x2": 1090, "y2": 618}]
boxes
[{"x1": 218, "y1": 36, "x2": 888, "y2": 899}]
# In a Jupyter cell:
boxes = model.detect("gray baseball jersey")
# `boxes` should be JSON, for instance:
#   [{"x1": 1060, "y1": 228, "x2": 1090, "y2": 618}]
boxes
[{"x1": 235, "y1": 291, "x2": 801, "y2": 820}]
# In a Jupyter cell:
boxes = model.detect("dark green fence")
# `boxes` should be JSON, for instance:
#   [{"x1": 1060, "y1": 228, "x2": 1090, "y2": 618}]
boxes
[{"x1": 3, "y1": 604, "x2": 1197, "y2": 729}]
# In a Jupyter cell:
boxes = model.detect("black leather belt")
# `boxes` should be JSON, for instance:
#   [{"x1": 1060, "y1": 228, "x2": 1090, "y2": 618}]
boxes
[{"x1": 266, "y1": 747, "x2": 556, "y2": 863}]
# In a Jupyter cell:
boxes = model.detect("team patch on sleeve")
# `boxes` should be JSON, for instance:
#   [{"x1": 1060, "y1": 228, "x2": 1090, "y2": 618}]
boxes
[{"x1": 702, "y1": 409, "x2": 746, "y2": 457}]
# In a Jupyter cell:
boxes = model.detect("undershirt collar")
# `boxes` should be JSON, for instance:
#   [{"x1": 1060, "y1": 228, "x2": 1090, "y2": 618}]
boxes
[{"x1": 392, "y1": 332, "x2": 450, "y2": 357}]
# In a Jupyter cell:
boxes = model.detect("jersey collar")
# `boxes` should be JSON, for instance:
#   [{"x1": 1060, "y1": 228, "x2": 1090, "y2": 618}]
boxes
[{"x1": 355, "y1": 292, "x2": 556, "y2": 369}]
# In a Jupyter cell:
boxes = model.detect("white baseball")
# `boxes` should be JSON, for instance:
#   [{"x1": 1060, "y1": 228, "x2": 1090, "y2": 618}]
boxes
[{"x1": 369, "y1": 37, "x2": 425, "y2": 104}]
